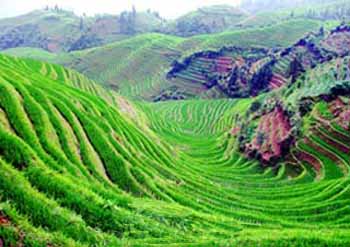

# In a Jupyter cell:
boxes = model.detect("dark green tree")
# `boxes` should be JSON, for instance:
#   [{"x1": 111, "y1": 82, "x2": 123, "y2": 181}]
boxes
[{"x1": 79, "y1": 17, "x2": 84, "y2": 31}]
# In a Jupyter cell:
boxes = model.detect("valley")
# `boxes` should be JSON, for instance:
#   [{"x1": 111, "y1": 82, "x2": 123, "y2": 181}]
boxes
[{"x1": 0, "y1": 1, "x2": 350, "y2": 246}]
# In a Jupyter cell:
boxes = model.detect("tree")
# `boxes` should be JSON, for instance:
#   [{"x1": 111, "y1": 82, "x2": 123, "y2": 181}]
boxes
[
  {"x1": 249, "y1": 62, "x2": 273, "y2": 95},
  {"x1": 79, "y1": 17, "x2": 84, "y2": 31},
  {"x1": 154, "y1": 11, "x2": 161, "y2": 19},
  {"x1": 119, "y1": 10, "x2": 136, "y2": 35},
  {"x1": 250, "y1": 101, "x2": 261, "y2": 113},
  {"x1": 289, "y1": 58, "x2": 304, "y2": 83},
  {"x1": 319, "y1": 26, "x2": 325, "y2": 36},
  {"x1": 256, "y1": 132, "x2": 265, "y2": 146},
  {"x1": 290, "y1": 11, "x2": 295, "y2": 18},
  {"x1": 132, "y1": 5, "x2": 137, "y2": 17},
  {"x1": 323, "y1": 7, "x2": 330, "y2": 19},
  {"x1": 298, "y1": 98, "x2": 313, "y2": 117}
]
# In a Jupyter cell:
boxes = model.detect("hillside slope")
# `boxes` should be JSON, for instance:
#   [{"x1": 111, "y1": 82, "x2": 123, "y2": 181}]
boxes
[
  {"x1": 163, "y1": 5, "x2": 249, "y2": 37},
  {"x1": 0, "y1": 8, "x2": 165, "y2": 52},
  {"x1": 239, "y1": 0, "x2": 348, "y2": 29},
  {"x1": 1, "y1": 54, "x2": 350, "y2": 246},
  {"x1": 61, "y1": 33, "x2": 183, "y2": 99},
  {"x1": 165, "y1": 23, "x2": 349, "y2": 100},
  {"x1": 1, "y1": 19, "x2": 323, "y2": 100},
  {"x1": 1, "y1": 1, "x2": 348, "y2": 53},
  {"x1": 0, "y1": 9, "x2": 83, "y2": 52},
  {"x1": 233, "y1": 56, "x2": 350, "y2": 175},
  {"x1": 241, "y1": 0, "x2": 345, "y2": 14}
]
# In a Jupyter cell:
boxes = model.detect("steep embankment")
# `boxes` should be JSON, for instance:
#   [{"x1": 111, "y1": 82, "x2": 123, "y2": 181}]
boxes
[{"x1": 1, "y1": 54, "x2": 350, "y2": 246}]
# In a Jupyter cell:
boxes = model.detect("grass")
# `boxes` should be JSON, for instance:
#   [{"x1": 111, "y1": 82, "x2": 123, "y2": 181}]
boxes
[{"x1": 0, "y1": 53, "x2": 350, "y2": 246}]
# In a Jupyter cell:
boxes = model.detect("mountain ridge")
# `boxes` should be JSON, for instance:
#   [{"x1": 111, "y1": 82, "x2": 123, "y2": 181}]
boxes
[{"x1": 1, "y1": 1, "x2": 349, "y2": 53}]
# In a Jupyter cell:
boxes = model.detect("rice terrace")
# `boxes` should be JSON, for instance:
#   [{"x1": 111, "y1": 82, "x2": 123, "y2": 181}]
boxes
[{"x1": 0, "y1": 0, "x2": 350, "y2": 246}]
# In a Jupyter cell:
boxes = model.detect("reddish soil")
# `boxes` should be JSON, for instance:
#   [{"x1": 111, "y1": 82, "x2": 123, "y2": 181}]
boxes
[
  {"x1": 329, "y1": 97, "x2": 350, "y2": 130},
  {"x1": 338, "y1": 109, "x2": 350, "y2": 130},
  {"x1": 230, "y1": 126, "x2": 240, "y2": 136},
  {"x1": 322, "y1": 32, "x2": 350, "y2": 56},
  {"x1": 313, "y1": 128, "x2": 350, "y2": 154},
  {"x1": 329, "y1": 98, "x2": 346, "y2": 115},
  {"x1": 216, "y1": 57, "x2": 233, "y2": 73},
  {"x1": 0, "y1": 214, "x2": 10, "y2": 226},
  {"x1": 294, "y1": 149, "x2": 322, "y2": 172},
  {"x1": 246, "y1": 106, "x2": 292, "y2": 162},
  {"x1": 324, "y1": 125, "x2": 350, "y2": 143},
  {"x1": 269, "y1": 74, "x2": 286, "y2": 89},
  {"x1": 304, "y1": 138, "x2": 340, "y2": 163}
]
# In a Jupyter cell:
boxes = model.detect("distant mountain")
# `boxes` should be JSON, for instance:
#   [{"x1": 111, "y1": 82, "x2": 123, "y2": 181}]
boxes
[
  {"x1": 0, "y1": 9, "x2": 82, "y2": 52},
  {"x1": 240, "y1": 0, "x2": 338, "y2": 13},
  {"x1": 68, "y1": 10, "x2": 166, "y2": 51},
  {"x1": 0, "y1": 7, "x2": 166, "y2": 52},
  {"x1": 162, "y1": 5, "x2": 249, "y2": 37},
  {"x1": 240, "y1": 0, "x2": 350, "y2": 22},
  {"x1": 226, "y1": 0, "x2": 350, "y2": 35},
  {"x1": 0, "y1": 5, "x2": 250, "y2": 52},
  {"x1": 1, "y1": 2, "x2": 348, "y2": 53}
]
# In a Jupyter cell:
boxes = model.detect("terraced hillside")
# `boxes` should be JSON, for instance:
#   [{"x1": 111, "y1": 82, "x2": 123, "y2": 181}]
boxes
[
  {"x1": 1, "y1": 19, "x2": 323, "y2": 100},
  {"x1": 166, "y1": 24, "x2": 350, "y2": 100},
  {"x1": 1, "y1": 54, "x2": 350, "y2": 246},
  {"x1": 61, "y1": 34, "x2": 183, "y2": 99},
  {"x1": 2, "y1": 1, "x2": 348, "y2": 54},
  {"x1": 234, "y1": 53, "x2": 350, "y2": 165}
]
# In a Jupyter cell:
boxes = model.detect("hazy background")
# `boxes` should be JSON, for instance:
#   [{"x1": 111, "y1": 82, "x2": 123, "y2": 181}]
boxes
[{"x1": 0, "y1": 0, "x2": 241, "y2": 19}]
